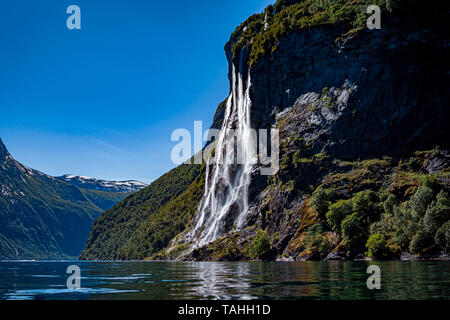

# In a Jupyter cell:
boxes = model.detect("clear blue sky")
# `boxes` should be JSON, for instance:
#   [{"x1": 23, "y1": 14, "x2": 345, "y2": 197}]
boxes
[{"x1": 0, "y1": 0, "x2": 273, "y2": 183}]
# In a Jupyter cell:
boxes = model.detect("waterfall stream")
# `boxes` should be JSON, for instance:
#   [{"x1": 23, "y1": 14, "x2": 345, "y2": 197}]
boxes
[{"x1": 190, "y1": 52, "x2": 256, "y2": 248}]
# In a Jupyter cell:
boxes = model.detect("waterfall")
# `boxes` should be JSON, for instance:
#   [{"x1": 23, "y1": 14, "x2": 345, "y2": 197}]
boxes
[{"x1": 189, "y1": 51, "x2": 256, "y2": 248}]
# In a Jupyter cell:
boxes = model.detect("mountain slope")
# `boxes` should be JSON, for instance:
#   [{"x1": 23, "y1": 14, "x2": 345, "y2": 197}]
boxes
[
  {"x1": 82, "y1": 0, "x2": 450, "y2": 261},
  {"x1": 0, "y1": 139, "x2": 139, "y2": 259},
  {"x1": 77, "y1": 189, "x2": 131, "y2": 212},
  {"x1": 58, "y1": 175, "x2": 147, "y2": 211},
  {"x1": 80, "y1": 162, "x2": 204, "y2": 260}
]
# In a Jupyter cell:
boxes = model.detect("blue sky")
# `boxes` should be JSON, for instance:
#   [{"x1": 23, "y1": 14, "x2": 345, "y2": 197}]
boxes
[{"x1": 0, "y1": 0, "x2": 273, "y2": 183}]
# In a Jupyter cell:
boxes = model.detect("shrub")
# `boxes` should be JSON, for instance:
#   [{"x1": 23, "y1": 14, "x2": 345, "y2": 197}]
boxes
[
  {"x1": 304, "y1": 224, "x2": 323, "y2": 248},
  {"x1": 366, "y1": 233, "x2": 390, "y2": 259},
  {"x1": 391, "y1": 203, "x2": 420, "y2": 250},
  {"x1": 390, "y1": 185, "x2": 441, "y2": 251},
  {"x1": 420, "y1": 174, "x2": 440, "y2": 190},
  {"x1": 409, "y1": 186, "x2": 434, "y2": 218},
  {"x1": 435, "y1": 221, "x2": 450, "y2": 253},
  {"x1": 318, "y1": 237, "x2": 333, "y2": 257},
  {"x1": 423, "y1": 191, "x2": 450, "y2": 235},
  {"x1": 326, "y1": 191, "x2": 380, "y2": 236},
  {"x1": 326, "y1": 200, "x2": 353, "y2": 233},
  {"x1": 437, "y1": 190, "x2": 450, "y2": 207},
  {"x1": 341, "y1": 213, "x2": 367, "y2": 249},
  {"x1": 409, "y1": 231, "x2": 434, "y2": 256},
  {"x1": 311, "y1": 187, "x2": 334, "y2": 216},
  {"x1": 292, "y1": 150, "x2": 301, "y2": 165},
  {"x1": 247, "y1": 229, "x2": 271, "y2": 260},
  {"x1": 304, "y1": 224, "x2": 333, "y2": 258},
  {"x1": 383, "y1": 194, "x2": 397, "y2": 216},
  {"x1": 352, "y1": 191, "x2": 380, "y2": 223},
  {"x1": 407, "y1": 157, "x2": 422, "y2": 171},
  {"x1": 281, "y1": 154, "x2": 291, "y2": 168}
]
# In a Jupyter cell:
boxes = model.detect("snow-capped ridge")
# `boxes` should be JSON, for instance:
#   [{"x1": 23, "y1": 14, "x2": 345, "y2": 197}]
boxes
[{"x1": 58, "y1": 174, "x2": 148, "y2": 192}]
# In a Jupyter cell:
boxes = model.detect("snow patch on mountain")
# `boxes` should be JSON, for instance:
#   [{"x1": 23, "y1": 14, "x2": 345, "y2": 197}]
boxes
[{"x1": 58, "y1": 174, "x2": 148, "y2": 192}]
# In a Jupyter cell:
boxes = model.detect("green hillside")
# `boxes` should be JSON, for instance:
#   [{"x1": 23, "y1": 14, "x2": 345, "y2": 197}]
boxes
[
  {"x1": 0, "y1": 138, "x2": 134, "y2": 259},
  {"x1": 80, "y1": 162, "x2": 204, "y2": 260}
]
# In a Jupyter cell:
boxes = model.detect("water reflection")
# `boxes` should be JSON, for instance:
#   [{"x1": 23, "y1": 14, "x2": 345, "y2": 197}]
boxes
[{"x1": 0, "y1": 261, "x2": 448, "y2": 300}]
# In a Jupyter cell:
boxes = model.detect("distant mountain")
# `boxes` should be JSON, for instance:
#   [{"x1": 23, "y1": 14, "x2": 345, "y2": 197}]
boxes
[
  {"x1": 0, "y1": 138, "x2": 142, "y2": 259},
  {"x1": 57, "y1": 175, "x2": 147, "y2": 212},
  {"x1": 58, "y1": 175, "x2": 147, "y2": 193}
]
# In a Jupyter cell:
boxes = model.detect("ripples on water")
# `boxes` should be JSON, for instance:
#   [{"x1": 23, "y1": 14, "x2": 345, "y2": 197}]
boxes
[{"x1": 0, "y1": 261, "x2": 449, "y2": 300}]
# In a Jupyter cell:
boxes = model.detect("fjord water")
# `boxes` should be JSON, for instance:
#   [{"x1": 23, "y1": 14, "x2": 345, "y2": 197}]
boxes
[{"x1": 0, "y1": 261, "x2": 449, "y2": 300}]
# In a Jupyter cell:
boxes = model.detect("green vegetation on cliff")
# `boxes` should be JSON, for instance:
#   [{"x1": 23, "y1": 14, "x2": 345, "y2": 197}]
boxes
[
  {"x1": 117, "y1": 165, "x2": 205, "y2": 260},
  {"x1": 246, "y1": 229, "x2": 272, "y2": 259},
  {"x1": 80, "y1": 189, "x2": 130, "y2": 212},
  {"x1": 301, "y1": 150, "x2": 450, "y2": 259},
  {"x1": 80, "y1": 162, "x2": 204, "y2": 260},
  {"x1": 230, "y1": 0, "x2": 397, "y2": 67}
]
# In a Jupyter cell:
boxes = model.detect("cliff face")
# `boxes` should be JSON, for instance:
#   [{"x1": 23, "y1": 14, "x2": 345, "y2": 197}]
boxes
[
  {"x1": 82, "y1": 1, "x2": 450, "y2": 261},
  {"x1": 248, "y1": 24, "x2": 449, "y2": 159},
  {"x1": 186, "y1": 1, "x2": 450, "y2": 261},
  {"x1": 239, "y1": 5, "x2": 449, "y2": 207}
]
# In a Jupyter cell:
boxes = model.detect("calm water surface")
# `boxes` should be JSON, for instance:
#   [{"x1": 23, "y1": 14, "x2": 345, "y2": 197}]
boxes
[{"x1": 0, "y1": 260, "x2": 448, "y2": 300}]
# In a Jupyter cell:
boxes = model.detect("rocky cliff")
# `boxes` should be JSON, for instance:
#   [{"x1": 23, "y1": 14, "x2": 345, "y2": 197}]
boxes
[{"x1": 81, "y1": 0, "x2": 450, "y2": 261}]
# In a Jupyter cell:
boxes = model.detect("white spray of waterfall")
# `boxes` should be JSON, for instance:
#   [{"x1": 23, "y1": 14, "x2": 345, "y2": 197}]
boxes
[{"x1": 189, "y1": 52, "x2": 256, "y2": 248}]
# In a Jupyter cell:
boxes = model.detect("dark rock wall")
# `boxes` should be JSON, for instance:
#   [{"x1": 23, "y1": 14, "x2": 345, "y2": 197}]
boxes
[{"x1": 249, "y1": 23, "x2": 449, "y2": 160}]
